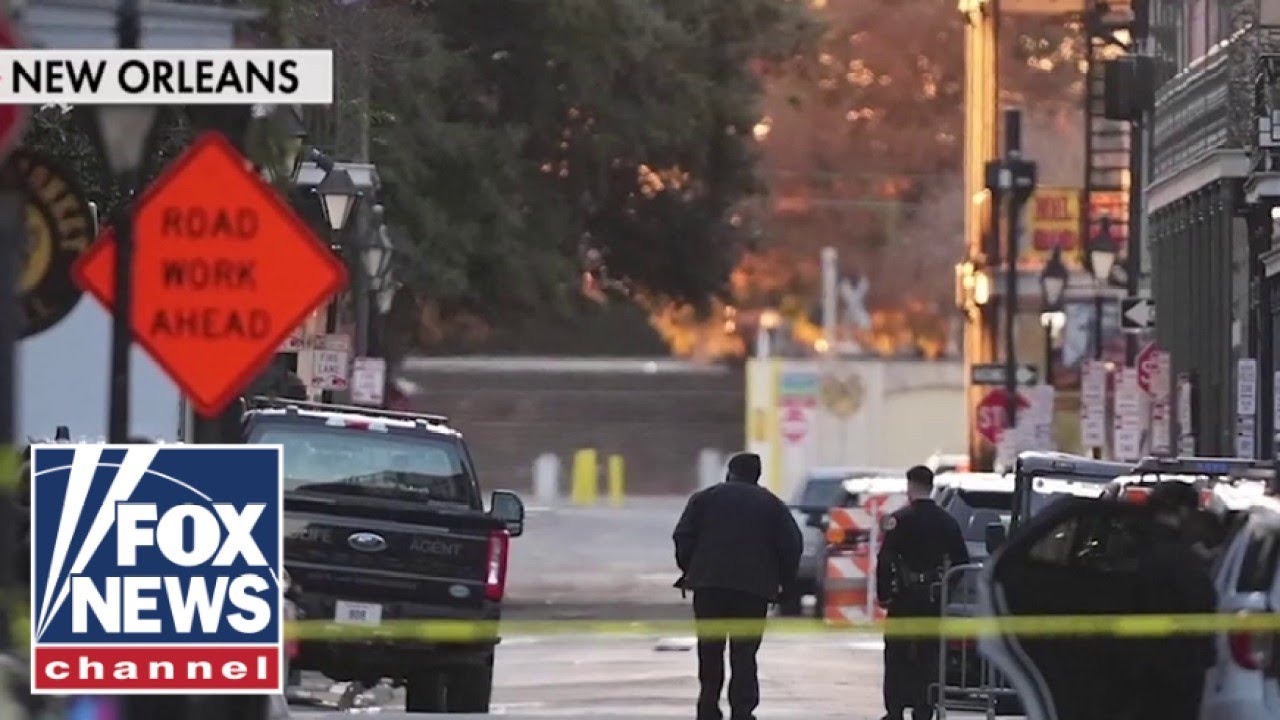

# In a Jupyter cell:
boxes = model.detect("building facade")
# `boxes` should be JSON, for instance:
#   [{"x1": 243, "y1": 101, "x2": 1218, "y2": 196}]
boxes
[{"x1": 1146, "y1": 0, "x2": 1280, "y2": 457}]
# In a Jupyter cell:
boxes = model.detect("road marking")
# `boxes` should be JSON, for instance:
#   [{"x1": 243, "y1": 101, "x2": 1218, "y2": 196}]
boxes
[{"x1": 848, "y1": 638, "x2": 885, "y2": 651}]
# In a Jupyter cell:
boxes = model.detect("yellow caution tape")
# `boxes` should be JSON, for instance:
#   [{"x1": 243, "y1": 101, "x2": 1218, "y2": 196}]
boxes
[
  {"x1": 283, "y1": 613, "x2": 1280, "y2": 643},
  {"x1": 0, "y1": 444, "x2": 19, "y2": 492}
]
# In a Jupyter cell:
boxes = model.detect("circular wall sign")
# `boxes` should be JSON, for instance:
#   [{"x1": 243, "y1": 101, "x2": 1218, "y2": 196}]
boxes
[{"x1": 7, "y1": 148, "x2": 96, "y2": 339}]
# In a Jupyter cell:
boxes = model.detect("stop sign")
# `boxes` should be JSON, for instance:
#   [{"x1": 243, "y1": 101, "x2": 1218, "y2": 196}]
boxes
[
  {"x1": 1136, "y1": 342, "x2": 1159, "y2": 395},
  {"x1": 975, "y1": 389, "x2": 1030, "y2": 445}
]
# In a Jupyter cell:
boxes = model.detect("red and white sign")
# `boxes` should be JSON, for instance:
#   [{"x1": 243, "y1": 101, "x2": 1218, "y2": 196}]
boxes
[
  {"x1": 0, "y1": 19, "x2": 29, "y2": 162},
  {"x1": 780, "y1": 401, "x2": 810, "y2": 444},
  {"x1": 1136, "y1": 342, "x2": 1160, "y2": 395},
  {"x1": 975, "y1": 389, "x2": 1029, "y2": 445}
]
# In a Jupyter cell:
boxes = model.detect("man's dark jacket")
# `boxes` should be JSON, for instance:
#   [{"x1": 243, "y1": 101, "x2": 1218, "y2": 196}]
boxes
[{"x1": 673, "y1": 479, "x2": 803, "y2": 600}]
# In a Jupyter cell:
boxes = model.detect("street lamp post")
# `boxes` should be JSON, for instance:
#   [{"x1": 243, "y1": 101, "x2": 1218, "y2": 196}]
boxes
[
  {"x1": 1039, "y1": 247, "x2": 1068, "y2": 387},
  {"x1": 985, "y1": 108, "x2": 1037, "y2": 443},
  {"x1": 314, "y1": 168, "x2": 362, "y2": 403},
  {"x1": 77, "y1": 0, "x2": 158, "y2": 443},
  {"x1": 1088, "y1": 215, "x2": 1119, "y2": 361}
]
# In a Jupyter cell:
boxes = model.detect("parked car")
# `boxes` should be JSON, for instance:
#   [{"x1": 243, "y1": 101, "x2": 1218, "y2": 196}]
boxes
[
  {"x1": 976, "y1": 456, "x2": 1274, "y2": 720},
  {"x1": 933, "y1": 472, "x2": 1013, "y2": 563},
  {"x1": 779, "y1": 466, "x2": 897, "y2": 616},
  {"x1": 1198, "y1": 496, "x2": 1280, "y2": 720},
  {"x1": 927, "y1": 452, "x2": 970, "y2": 475}
]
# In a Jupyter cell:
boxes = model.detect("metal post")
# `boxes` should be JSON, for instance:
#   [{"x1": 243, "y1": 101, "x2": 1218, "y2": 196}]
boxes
[
  {"x1": 1004, "y1": 110, "x2": 1022, "y2": 432},
  {"x1": 1044, "y1": 322, "x2": 1054, "y2": 387},
  {"x1": 1093, "y1": 290, "x2": 1105, "y2": 361},
  {"x1": 821, "y1": 246, "x2": 837, "y2": 346},
  {"x1": 321, "y1": 300, "x2": 337, "y2": 404},
  {"x1": 0, "y1": 173, "x2": 24, "y2": 652},
  {"x1": 1126, "y1": 113, "x2": 1143, "y2": 365},
  {"x1": 108, "y1": 198, "x2": 136, "y2": 443},
  {"x1": 108, "y1": 0, "x2": 141, "y2": 443},
  {"x1": 353, "y1": 250, "x2": 370, "y2": 359}
]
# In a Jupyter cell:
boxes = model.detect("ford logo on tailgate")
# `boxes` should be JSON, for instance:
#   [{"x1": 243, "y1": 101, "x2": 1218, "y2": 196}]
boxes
[{"x1": 347, "y1": 532, "x2": 387, "y2": 552}]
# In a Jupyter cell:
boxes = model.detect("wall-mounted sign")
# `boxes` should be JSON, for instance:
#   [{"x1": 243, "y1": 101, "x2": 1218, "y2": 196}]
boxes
[
  {"x1": 819, "y1": 372, "x2": 865, "y2": 418},
  {"x1": 8, "y1": 148, "x2": 95, "y2": 339},
  {"x1": 1024, "y1": 187, "x2": 1080, "y2": 263}
]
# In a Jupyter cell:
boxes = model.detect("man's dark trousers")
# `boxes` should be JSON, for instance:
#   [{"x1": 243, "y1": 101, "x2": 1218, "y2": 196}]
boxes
[
  {"x1": 883, "y1": 634, "x2": 937, "y2": 720},
  {"x1": 693, "y1": 588, "x2": 768, "y2": 720}
]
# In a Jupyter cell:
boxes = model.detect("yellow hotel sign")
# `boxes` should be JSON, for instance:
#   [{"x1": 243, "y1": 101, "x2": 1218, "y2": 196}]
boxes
[{"x1": 1021, "y1": 187, "x2": 1080, "y2": 264}]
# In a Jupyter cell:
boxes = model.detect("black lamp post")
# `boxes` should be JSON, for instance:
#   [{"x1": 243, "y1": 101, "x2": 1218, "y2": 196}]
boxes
[
  {"x1": 1088, "y1": 215, "x2": 1119, "y2": 361},
  {"x1": 1039, "y1": 247, "x2": 1068, "y2": 387},
  {"x1": 313, "y1": 168, "x2": 362, "y2": 402},
  {"x1": 78, "y1": 102, "x2": 160, "y2": 444}
]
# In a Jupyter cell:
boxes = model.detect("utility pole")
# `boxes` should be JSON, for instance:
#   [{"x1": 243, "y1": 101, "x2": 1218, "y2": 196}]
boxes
[
  {"x1": 821, "y1": 246, "x2": 837, "y2": 348},
  {"x1": 986, "y1": 109, "x2": 1038, "y2": 445},
  {"x1": 1125, "y1": 14, "x2": 1150, "y2": 366},
  {"x1": 0, "y1": 146, "x2": 22, "y2": 658}
]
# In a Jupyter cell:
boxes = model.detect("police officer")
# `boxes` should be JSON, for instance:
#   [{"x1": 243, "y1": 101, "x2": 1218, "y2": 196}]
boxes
[
  {"x1": 1131, "y1": 481, "x2": 1216, "y2": 720},
  {"x1": 673, "y1": 452, "x2": 803, "y2": 720},
  {"x1": 876, "y1": 465, "x2": 969, "y2": 720}
]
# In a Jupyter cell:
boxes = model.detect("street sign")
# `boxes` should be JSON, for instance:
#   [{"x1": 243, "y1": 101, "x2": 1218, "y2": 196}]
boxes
[
  {"x1": 1121, "y1": 296, "x2": 1154, "y2": 331},
  {"x1": 780, "y1": 402, "x2": 809, "y2": 444},
  {"x1": 971, "y1": 363, "x2": 1039, "y2": 386},
  {"x1": 72, "y1": 131, "x2": 348, "y2": 417},
  {"x1": 1237, "y1": 358, "x2": 1258, "y2": 417},
  {"x1": 1080, "y1": 360, "x2": 1108, "y2": 448},
  {"x1": 1136, "y1": 342, "x2": 1159, "y2": 395},
  {"x1": 975, "y1": 388, "x2": 1030, "y2": 445},
  {"x1": 1114, "y1": 367, "x2": 1143, "y2": 461},
  {"x1": 351, "y1": 357, "x2": 387, "y2": 406},
  {"x1": 311, "y1": 334, "x2": 351, "y2": 392},
  {"x1": 0, "y1": 18, "x2": 29, "y2": 162}
]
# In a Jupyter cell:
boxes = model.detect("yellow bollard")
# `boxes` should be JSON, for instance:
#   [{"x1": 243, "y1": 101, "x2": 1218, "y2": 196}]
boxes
[
  {"x1": 607, "y1": 455, "x2": 625, "y2": 507},
  {"x1": 571, "y1": 449, "x2": 599, "y2": 506}
]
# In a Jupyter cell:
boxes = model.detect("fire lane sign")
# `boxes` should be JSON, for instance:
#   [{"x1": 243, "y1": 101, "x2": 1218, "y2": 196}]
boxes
[{"x1": 72, "y1": 131, "x2": 348, "y2": 417}]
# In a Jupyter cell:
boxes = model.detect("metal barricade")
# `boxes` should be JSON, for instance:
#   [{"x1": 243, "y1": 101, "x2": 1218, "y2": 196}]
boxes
[{"x1": 933, "y1": 563, "x2": 1019, "y2": 719}]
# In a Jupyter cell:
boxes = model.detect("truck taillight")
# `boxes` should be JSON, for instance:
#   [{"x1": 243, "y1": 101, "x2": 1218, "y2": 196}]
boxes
[
  {"x1": 1229, "y1": 623, "x2": 1273, "y2": 670},
  {"x1": 1123, "y1": 488, "x2": 1150, "y2": 504},
  {"x1": 485, "y1": 529, "x2": 510, "y2": 602}
]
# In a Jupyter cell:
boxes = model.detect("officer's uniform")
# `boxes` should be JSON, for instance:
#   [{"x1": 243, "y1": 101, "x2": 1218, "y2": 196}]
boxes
[
  {"x1": 875, "y1": 497, "x2": 969, "y2": 720},
  {"x1": 1131, "y1": 489, "x2": 1217, "y2": 720}
]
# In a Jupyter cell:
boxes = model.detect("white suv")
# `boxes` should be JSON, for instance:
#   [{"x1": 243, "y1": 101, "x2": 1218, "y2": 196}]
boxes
[{"x1": 1200, "y1": 497, "x2": 1280, "y2": 720}]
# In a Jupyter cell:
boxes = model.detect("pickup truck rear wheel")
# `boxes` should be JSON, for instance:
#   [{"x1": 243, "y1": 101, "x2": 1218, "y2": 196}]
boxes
[
  {"x1": 405, "y1": 671, "x2": 447, "y2": 713},
  {"x1": 445, "y1": 655, "x2": 494, "y2": 713}
]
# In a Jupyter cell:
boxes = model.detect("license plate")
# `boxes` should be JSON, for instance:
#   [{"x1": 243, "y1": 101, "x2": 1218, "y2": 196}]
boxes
[{"x1": 334, "y1": 600, "x2": 382, "y2": 626}]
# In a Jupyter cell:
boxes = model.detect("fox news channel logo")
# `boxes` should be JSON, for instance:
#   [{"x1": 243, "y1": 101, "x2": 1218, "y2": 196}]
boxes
[
  {"x1": 29, "y1": 444, "x2": 284, "y2": 694},
  {"x1": 0, "y1": 50, "x2": 332, "y2": 104}
]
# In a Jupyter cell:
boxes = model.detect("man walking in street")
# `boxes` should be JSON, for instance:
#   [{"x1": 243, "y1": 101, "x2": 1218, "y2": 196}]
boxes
[
  {"x1": 877, "y1": 465, "x2": 969, "y2": 720},
  {"x1": 673, "y1": 452, "x2": 803, "y2": 720}
]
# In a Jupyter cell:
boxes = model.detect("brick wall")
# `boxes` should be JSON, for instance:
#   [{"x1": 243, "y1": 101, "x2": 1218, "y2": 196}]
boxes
[{"x1": 401, "y1": 359, "x2": 744, "y2": 495}]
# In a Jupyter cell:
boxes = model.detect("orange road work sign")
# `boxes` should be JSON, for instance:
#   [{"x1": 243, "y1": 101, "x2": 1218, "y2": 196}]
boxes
[{"x1": 73, "y1": 131, "x2": 347, "y2": 417}]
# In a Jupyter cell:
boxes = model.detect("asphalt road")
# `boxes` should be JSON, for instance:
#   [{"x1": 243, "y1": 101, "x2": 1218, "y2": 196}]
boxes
[
  {"x1": 288, "y1": 633, "x2": 896, "y2": 718},
  {"x1": 503, "y1": 497, "x2": 689, "y2": 619},
  {"x1": 284, "y1": 497, "x2": 1020, "y2": 719}
]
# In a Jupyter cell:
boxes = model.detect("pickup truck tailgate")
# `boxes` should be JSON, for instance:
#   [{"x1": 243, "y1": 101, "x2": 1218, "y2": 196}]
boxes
[{"x1": 285, "y1": 494, "x2": 500, "y2": 611}]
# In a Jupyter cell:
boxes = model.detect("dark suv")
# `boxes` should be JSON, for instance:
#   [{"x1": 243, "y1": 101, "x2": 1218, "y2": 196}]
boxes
[{"x1": 241, "y1": 397, "x2": 525, "y2": 714}]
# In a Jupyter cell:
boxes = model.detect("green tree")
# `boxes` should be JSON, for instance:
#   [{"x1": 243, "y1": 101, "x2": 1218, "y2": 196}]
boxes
[{"x1": 292, "y1": 0, "x2": 816, "y2": 334}]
